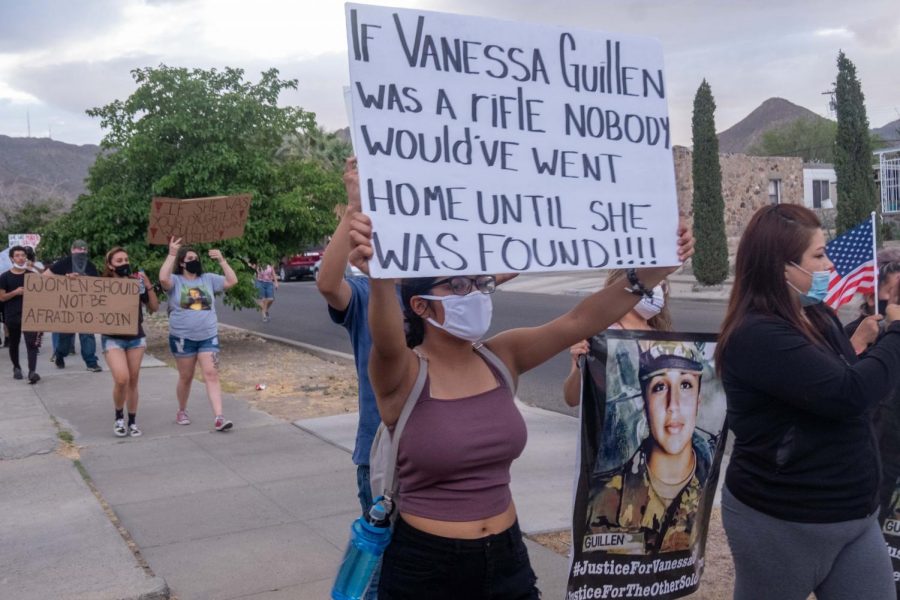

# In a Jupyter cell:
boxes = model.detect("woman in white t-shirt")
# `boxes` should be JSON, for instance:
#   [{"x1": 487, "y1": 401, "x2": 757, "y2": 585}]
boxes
[{"x1": 159, "y1": 237, "x2": 238, "y2": 431}]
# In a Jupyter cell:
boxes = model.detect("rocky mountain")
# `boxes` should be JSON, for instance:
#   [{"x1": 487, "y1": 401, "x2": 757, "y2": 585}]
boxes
[
  {"x1": 716, "y1": 97, "x2": 830, "y2": 154},
  {"x1": 717, "y1": 97, "x2": 900, "y2": 154},
  {"x1": 0, "y1": 135, "x2": 99, "y2": 208},
  {"x1": 872, "y1": 118, "x2": 900, "y2": 146}
]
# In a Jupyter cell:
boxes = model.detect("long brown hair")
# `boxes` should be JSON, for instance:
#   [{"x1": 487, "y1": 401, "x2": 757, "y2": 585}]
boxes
[
  {"x1": 714, "y1": 204, "x2": 829, "y2": 371},
  {"x1": 103, "y1": 246, "x2": 128, "y2": 277},
  {"x1": 605, "y1": 269, "x2": 672, "y2": 331}
]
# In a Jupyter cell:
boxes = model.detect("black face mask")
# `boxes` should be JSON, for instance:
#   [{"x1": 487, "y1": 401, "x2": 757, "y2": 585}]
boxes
[
  {"x1": 184, "y1": 260, "x2": 203, "y2": 275},
  {"x1": 878, "y1": 299, "x2": 889, "y2": 315},
  {"x1": 72, "y1": 253, "x2": 88, "y2": 274},
  {"x1": 114, "y1": 264, "x2": 132, "y2": 277}
]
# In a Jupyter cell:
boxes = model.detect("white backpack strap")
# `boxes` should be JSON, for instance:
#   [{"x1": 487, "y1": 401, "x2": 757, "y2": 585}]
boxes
[
  {"x1": 384, "y1": 354, "x2": 428, "y2": 498},
  {"x1": 473, "y1": 343, "x2": 517, "y2": 394}
]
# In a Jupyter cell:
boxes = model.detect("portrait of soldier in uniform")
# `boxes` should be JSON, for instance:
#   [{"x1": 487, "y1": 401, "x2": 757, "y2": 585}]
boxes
[{"x1": 585, "y1": 340, "x2": 716, "y2": 555}]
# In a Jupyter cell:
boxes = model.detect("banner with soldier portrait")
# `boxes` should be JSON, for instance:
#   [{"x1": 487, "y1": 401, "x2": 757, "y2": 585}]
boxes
[
  {"x1": 567, "y1": 330, "x2": 727, "y2": 600},
  {"x1": 881, "y1": 479, "x2": 900, "y2": 592}
]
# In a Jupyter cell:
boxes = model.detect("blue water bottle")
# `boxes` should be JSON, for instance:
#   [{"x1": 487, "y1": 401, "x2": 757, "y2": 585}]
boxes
[{"x1": 331, "y1": 499, "x2": 392, "y2": 600}]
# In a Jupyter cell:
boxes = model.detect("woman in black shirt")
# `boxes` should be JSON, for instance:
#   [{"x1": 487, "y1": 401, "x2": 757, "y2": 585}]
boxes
[
  {"x1": 0, "y1": 245, "x2": 41, "y2": 383},
  {"x1": 715, "y1": 204, "x2": 900, "y2": 600},
  {"x1": 101, "y1": 247, "x2": 158, "y2": 437}
]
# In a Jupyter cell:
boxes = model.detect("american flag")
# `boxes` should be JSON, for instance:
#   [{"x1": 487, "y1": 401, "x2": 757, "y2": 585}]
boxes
[{"x1": 824, "y1": 216, "x2": 877, "y2": 309}]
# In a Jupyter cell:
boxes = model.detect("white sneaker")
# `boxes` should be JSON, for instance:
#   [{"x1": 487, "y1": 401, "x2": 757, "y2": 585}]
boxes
[
  {"x1": 114, "y1": 419, "x2": 127, "y2": 437},
  {"x1": 128, "y1": 423, "x2": 142, "y2": 437}
]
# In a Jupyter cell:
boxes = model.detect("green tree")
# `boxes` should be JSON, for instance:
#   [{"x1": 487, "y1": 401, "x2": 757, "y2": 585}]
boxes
[
  {"x1": 833, "y1": 51, "x2": 878, "y2": 234},
  {"x1": 41, "y1": 65, "x2": 347, "y2": 306},
  {"x1": 690, "y1": 80, "x2": 729, "y2": 285},
  {"x1": 0, "y1": 198, "x2": 65, "y2": 247},
  {"x1": 747, "y1": 118, "x2": 838, "y2": 163}
]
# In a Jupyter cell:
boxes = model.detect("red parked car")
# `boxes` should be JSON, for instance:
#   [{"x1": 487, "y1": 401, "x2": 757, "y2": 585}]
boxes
[{"x1": 279, "y1": 249, "x2": 323, "y2": 281}]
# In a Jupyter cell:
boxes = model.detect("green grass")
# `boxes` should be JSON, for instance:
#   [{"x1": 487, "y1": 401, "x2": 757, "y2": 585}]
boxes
[{"x1": 73, "y1": 459, "x2": 91, "y2": 482}]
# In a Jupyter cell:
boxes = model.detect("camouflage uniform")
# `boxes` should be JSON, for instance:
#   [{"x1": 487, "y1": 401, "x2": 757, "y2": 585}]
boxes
[{"x1": 585, "y1": 433, "x2": 713, "y2": 555}]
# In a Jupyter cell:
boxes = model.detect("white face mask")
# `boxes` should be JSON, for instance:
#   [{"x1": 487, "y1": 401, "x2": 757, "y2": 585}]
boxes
[
  {"x1": 419, "y1": 292, "x2": 493, "y2": 342},
  {"x1": 12, "y1": 260, "x2": 26, "y2": 269},
  {"x1": 633, "y1": 285, "x2": 665, "y2": 320}
]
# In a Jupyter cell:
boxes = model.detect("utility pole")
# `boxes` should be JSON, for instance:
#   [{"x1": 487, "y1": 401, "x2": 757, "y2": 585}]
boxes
[{"x1": 822, "y1": 89, "x2": 836, "y2": 116}]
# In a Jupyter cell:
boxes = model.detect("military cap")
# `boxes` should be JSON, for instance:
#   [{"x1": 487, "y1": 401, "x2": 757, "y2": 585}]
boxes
[{"x1": 638, "y1": 341, "x2": 703, "y2": 380}]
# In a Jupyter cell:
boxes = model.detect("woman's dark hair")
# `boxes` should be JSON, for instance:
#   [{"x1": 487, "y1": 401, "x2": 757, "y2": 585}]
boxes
[
  {"x1": 102, "y1": 246, "x2": 128, "y2": 278},
  {"x1": 400, "y1": 277, "x2": 439, "y2": 348},
  {"x1": 715, "y1": 204, "x2": 829, "y2": 372},
  {"x1": 605, "y1": 269, "x2": 673, "y2": 331},
  {"x1": 173, "y1": 246, "x2": 199, "y2": 275}
]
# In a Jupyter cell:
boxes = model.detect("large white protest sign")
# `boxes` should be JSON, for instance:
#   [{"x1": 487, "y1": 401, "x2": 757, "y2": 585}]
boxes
[{"x1": 346, "y1": 4, "x2": 680, "y2": 278}]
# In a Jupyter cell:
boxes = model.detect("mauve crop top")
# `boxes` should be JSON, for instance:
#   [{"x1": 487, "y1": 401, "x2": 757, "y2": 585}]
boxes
[{"x1": 396, "y1": 357, "x2": 527, "y2": 521}]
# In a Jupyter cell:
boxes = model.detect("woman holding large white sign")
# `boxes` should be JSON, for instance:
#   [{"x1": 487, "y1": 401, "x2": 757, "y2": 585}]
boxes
[{"x1": 347, "y1": 212, "x2": 692, "y2": 598}]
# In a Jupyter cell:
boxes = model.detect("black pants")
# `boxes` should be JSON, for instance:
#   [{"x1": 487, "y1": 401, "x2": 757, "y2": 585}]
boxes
[
  {"x1": 6, "y1": 320, "x2": 38, "y2": 373},
  {"x1": 380, "y1": 517, "x2": 540, "y2": 599}
]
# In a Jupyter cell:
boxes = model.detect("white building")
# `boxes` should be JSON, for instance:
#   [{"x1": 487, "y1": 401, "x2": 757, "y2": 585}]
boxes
[
  {"x1": 802, "y1": 164, "x2": 836, "y2": 210},
  {"x1": 875, "y1": 147, "x2": 900, "y2": 214}
]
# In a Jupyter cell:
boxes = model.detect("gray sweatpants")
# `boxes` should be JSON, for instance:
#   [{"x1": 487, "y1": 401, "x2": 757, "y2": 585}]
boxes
[{"x1": 722, "y1": 486, "x2": 896, "y2": 600}]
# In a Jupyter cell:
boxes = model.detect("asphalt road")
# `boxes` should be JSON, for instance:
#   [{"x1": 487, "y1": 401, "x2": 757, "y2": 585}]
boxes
[{"x1": 218, "y1": 281, "x2": 727, "y2": 416}]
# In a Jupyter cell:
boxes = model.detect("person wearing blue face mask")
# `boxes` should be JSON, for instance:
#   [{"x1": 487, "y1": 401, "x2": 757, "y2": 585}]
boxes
[{"x1": 715, "y1": 204, "x2": 900, "y2": 600}]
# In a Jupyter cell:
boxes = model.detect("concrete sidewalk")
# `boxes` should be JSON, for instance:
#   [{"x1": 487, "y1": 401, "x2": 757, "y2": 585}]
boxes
[{"x1": 1, "y1": 340, "x2": 572, "y2": 599}]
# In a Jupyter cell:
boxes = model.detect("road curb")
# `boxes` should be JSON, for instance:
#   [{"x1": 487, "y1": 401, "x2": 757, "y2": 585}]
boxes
[
  {"x1": 217, "y1": 323, "x2": 356, "y2": 367},
  {"x1": 560, "y1": 288, "x2": 730, "y2": 303}
]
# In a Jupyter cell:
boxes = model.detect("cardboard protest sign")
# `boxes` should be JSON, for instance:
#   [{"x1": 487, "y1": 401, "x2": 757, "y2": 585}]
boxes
[
  {"x1": 146, "y1": 194, "x2": 252, "y2": 245},
  {"x1": 8, "y1": 233, "x2": 41, "y2": 248},
  {"x1": 346, "y1": 4, "x2": 679, "y2": 278},
  {"x1": 568, "y1": 330, "x2": 727, "y2": 599},
  {"x1": 22, "y1": 274, "x2": 140, "y2": 335}
]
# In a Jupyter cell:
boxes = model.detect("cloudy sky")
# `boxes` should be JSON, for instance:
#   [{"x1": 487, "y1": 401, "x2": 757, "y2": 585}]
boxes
[{"x1": 1, "y1": 0, "x2": 898, "y2": 147}]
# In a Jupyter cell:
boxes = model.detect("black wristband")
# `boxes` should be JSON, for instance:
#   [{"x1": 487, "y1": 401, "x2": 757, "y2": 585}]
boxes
[{"x1": 624, "y1": 268, "x2": 654, "y2": 298}]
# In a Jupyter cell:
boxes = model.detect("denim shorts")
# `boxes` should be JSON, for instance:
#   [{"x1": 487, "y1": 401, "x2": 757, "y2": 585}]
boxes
[
  {"x1": 168, "y1": 335, "x2": 220, "y2": 357},
  {"x1": 379, "y1": 517, "x2": 539, "y2": 599},
  {"x1": 255, "y1": 280, "x2": 275, "y2": 299},
  {"x1": 101, "y1": 336, "x2": 147, "y2": 353}
]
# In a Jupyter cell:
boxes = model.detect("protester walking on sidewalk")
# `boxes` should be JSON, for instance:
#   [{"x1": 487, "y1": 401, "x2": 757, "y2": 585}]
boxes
[
  {"x1": 716, "y1": 204, "x2": 900, "y2": 600},
  {"x1": 160, "y1": 237, "x2": 238, "y2": 431},
  {"x1": 102, "y1": 247, "x2": 159, "y2": 438},
  {"x1": 253, "y1": 262, "x2": 278, "y2": 322},
  {"x1": 45, "y1": 239, "x2": 102, "y2": 372},
  {"x1": 348, "y1": 209, "x2": 693, "y2": 598},
  {"x1": 0, "y1": 246, "x2": 41, "y2": 383}
]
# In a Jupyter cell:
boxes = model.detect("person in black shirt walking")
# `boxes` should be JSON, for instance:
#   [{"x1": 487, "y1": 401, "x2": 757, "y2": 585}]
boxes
[
  {"x1": 45, "y1": 239, "x2": 102, "y2": 371},
  {"x1": 0, "y1": 246, "x2": 41, "y2": 383},
  {"x1": 716, "y1": 204, "x2": 900, "y2": 600}
]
